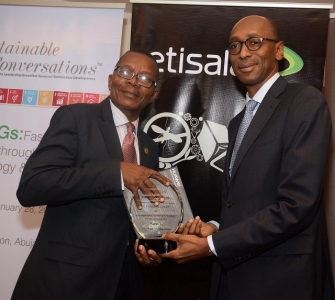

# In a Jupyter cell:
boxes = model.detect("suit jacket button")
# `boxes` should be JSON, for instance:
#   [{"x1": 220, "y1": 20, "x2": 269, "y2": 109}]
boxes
[{"x1": 226, "y1": 201, "x2": 232, "y2": 208}]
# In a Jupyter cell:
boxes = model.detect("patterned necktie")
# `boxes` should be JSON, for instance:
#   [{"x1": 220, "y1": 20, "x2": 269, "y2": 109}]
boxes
[
  {"x1": 229, "y1": 99, "x2": 258, "y2": 175},
  {"x1": 122, "y1": 122, "x2": 137, "y2": 164}
]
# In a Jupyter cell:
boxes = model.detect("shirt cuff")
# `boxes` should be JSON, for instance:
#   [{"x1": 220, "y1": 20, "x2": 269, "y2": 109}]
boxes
[
  {"x1": 207, "y1": 235, "x2": 217, "y2": 256},
  {"x1": 207, "y1": 220, "x2": 219, "y2": 256},
  {"x1": 120, "y1": 169, "x2": 125, "y2": 190},
  {"x1": 208, "y1": 220, "x2": 219, "y2": 228}
]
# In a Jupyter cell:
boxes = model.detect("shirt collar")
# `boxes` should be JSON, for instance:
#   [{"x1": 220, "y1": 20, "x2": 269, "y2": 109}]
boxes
[
  {"x1": 109, "y1": 98, "x2": 139, "y2": 132},
  {"x1": 246, "y1": 72, "x2": 280, "y2": 104}
]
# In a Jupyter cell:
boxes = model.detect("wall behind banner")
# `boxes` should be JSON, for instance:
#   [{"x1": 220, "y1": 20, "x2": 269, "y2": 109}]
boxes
[
  {"x1": 324, "y1": 16, "x2": 335, "y2": 290},
  {"x1": 2, "y1": 0, "x2": 335, "y2": 298}
]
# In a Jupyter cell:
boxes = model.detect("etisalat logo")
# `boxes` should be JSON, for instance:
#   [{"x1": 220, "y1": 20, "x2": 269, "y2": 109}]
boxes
[
  {"x1": 145, "y1": 47, "x2": 303, "y2": 172},
  {"x1": 152, "y1": 46, "x2": 304, "y2": 76}
]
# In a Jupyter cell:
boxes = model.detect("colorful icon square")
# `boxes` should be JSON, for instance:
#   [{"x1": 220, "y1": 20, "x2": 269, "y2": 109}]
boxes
[
  {"x1": 100, "y1": 94, "x2": 109, "y2": 102},
  {"x1": 22, "y1": 90, "x2": 38, "y2": 105},
  {"x1": 37, "y1": 91, "x2": 53, "y2": 106},
  {"x1": 8, "y1": 89, "x2": 23, "y2": 104},
  {"x1": 0, "y1": 88, "x2": 8, "y2": 104},
  {"x1": 53, "y1": 91, "x2": 69, "y2": 106},
  {"x1": 69, "y1": 92, "x2": 83, "y2": 104},
  {"x1": 83, "y1": 93, "x2": 99, "y2": 104}
]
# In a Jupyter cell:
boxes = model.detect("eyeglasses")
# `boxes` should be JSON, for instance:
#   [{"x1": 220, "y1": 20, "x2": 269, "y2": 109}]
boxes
[
  {"x1": 227, "y1": 37, "x2": 278, "y2": 55},
  {"x1": 114, "y1": 66, "x2": 157, "y2": 88}
]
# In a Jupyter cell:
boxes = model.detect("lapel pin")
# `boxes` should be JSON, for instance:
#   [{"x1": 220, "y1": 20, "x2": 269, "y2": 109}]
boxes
[{"x1": 143, "y1": 147, "x2": 149, "y2": 155}]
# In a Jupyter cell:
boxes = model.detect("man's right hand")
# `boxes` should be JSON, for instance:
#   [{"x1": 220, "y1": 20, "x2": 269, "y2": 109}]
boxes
[
  {"x1": 177, "y1": 216, "x2": 218, "y2": 237},
  {"x1": 120, "y1": 162, "x2": 170, "y2": 209}
]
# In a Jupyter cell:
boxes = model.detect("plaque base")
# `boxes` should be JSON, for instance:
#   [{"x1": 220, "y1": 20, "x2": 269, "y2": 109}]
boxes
[{"x1": 138, "y1": 238, "x2": 177, "y2": 254}]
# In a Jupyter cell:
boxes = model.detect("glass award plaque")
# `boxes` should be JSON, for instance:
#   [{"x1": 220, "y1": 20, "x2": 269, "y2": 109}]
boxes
[{"x1": 123, "y1": 166, "x2": 193, "y2": 253}]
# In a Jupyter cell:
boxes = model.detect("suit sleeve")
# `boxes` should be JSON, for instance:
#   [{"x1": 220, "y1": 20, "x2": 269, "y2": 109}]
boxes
[
  {"x1": 16, "y1": 105, "x2": 123, "y2": 207},
  {"x1": 212, "y1": 85, "x2": 331, "y2": 269}
]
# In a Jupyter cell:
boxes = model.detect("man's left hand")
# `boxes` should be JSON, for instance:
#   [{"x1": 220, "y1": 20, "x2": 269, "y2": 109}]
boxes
[{"x1": 134, "y1": 239, "x2": 163, "y2": 267}]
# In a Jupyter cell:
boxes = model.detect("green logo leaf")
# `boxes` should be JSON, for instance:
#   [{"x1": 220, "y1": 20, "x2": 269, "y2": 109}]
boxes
[{"x1": 279, "y1": 46, "x2": 304, "y2": 76}]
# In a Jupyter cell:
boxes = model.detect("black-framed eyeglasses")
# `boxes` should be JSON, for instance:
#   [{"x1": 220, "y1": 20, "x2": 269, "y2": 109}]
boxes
[
  {"x1": 227, "y1": 37, "x2": 278, "y2": 55},
  {"x1": 114, "y1": 66, "x2": 157, "y2": 88}
]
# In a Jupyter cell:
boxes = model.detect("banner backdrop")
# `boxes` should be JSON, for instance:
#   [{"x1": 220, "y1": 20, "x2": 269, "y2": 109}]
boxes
[
  {"x1": 0, "y1": 3, "x2": 124, "y2": 299},
  {"x1": 131, "y1": 2, "x2": 330, "y2": 299}
]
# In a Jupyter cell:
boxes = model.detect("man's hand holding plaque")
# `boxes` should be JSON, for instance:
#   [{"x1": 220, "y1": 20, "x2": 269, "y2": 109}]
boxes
[
  {"x1": 121, "y1": 162, "x2": 170, "y2": 209},
  {"x1": 123, "y1": 166, "x2": 193, "y2": 254}
]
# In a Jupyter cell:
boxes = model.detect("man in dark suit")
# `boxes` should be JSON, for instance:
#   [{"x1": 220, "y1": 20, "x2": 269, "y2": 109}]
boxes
[
  {"x1": 11, "y1": 50, "x2": 169, "y2": 300},
  {"x1": 160, "y1": 15, "x2": 332, "y2": 299}
]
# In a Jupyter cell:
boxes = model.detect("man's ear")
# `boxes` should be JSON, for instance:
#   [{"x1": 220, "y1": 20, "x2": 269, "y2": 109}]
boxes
[
  {"x1": 149, "y1": 89, "x2": 158, "y2": 103},
  {"x1": 108, "y1": 74, "x2": 113, "y2": 91},
  {"x1": 276, "y1": 41, "x2": 284, "y2": 61}
]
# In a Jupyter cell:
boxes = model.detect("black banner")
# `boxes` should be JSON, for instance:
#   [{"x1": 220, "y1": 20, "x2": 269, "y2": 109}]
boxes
[{"x1": 131, "y1": 4, "x2": 329, "y2": 299}]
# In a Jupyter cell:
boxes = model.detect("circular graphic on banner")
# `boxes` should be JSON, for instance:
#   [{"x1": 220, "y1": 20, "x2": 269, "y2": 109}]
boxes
[{"x1": 143, "y1": 112, "x2": 191, "y2": 163}]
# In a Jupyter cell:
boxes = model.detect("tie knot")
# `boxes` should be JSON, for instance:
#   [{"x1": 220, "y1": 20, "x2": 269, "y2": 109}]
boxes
[
  {"x1": 125, "y1": 122, "x2": 135, "y2": 134},
  {"x1": 246, "y1": 99, "x2": 258, "y2": 112}
]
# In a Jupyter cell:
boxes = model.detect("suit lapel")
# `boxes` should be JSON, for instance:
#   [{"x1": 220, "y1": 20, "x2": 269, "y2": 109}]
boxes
[
  {"x1": 229, "y1": 77, "x2": 287, "y2": 181},
  {"x1": 98, "y1": 98, "x2": 154, "y2": 165},
  {"x1": 98, "y1": 97, "x2": 123, "y2": 160}
]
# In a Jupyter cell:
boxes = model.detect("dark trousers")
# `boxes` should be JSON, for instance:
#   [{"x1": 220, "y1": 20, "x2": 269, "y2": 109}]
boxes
[
  {"x1": 215, "y1": 270, "x2": 231, "y2": 300},
  {"x1": 114, "y1": 248, "x2": 131, "y2": 300}
]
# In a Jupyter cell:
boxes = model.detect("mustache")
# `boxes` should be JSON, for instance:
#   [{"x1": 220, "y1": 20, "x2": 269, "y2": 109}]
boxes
[
  {"x1": 121, "y1": 87, "x2": 140, "y2": 97},
  {"x1": 236, "y1": 59, "x2": 259, "y2": 68}
]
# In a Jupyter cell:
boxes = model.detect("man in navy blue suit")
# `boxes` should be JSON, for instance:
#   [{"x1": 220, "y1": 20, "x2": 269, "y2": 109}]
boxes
[{"x1": 161, "y1": 15, "x2": 332, "y2": 300}]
